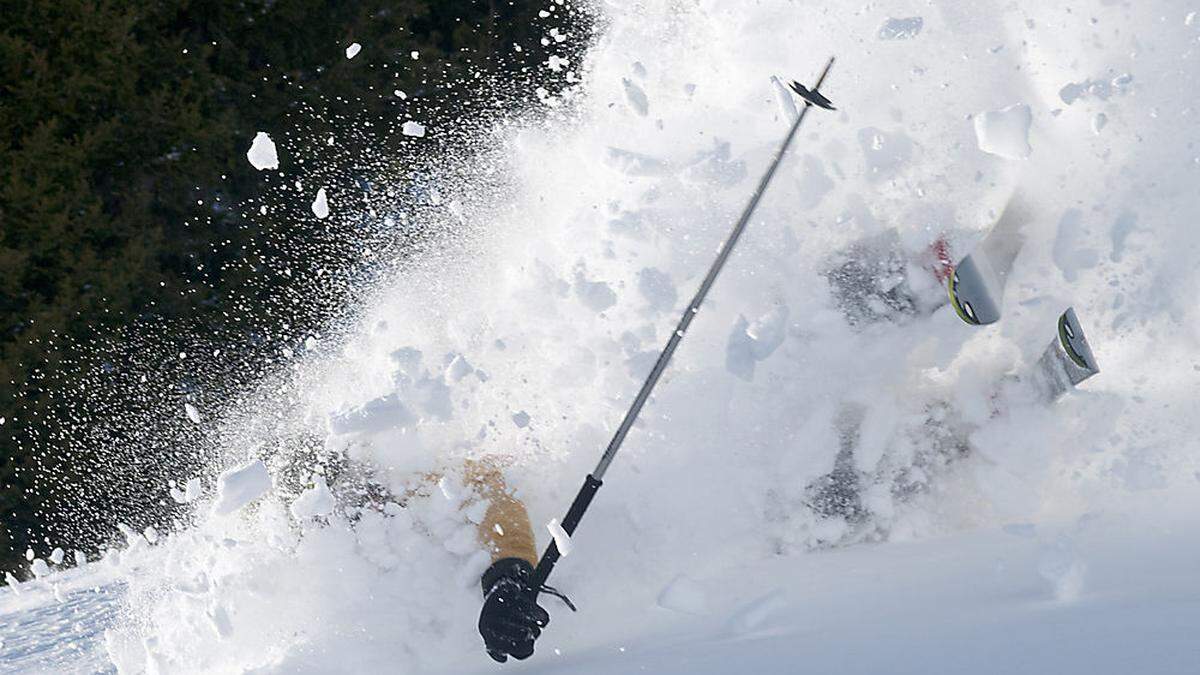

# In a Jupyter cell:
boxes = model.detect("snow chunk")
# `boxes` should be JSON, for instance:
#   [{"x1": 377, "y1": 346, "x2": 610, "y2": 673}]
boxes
[
  {"x1": 208, "y1": 604, "x2": 233, "y2": 638},
  {"x1": 445, "y1": 354, "x2": 474, "y2": 382},
  {"x1": 770, "y1": 76, "x2": 799, "y2": 123},
  {"x1": 328, "y1": 394, "x2": 416, "y2": 435},
  {"x1": 184, "y1": 402, "x2": 202, "y2": 424},
  {"x1": 290, "y1": 475, "x2": 335, "y2": 519},
  {"x1": 4, "y1": 572, "x2": 20, "y2": 592},
  {"x1": 170, "y1": 477, "x2": 202, "y2": 504},
  {"x1": 246, "y1": 132, "x2": 279, "y2": 170},
  {"x1": 49, "y1": 547, "x2": 64, "y2": 565},
  {"x1": 1091, "y1": 112, "x2": 1108, "y2": 135},
  {"x1": 211, "y1": 459, "x2": 272, "y2": 516},
  {"x1": 622, "y1": 78, "x2": 649, "y2": 116},
  {"x1": 726, "y1": 305, "x2": 789, "y2": 381},
  {"x1": 656, "y1": 575, "x2": 708, "y2": 614},
  {"x1": 143, "y1": 526, "x2": 159, "y2": 544},
  {"x1": 878, "y1": 17, "x2": 923, "y2": 40},
  {"x1": 574, "y1": 274, "x2": 617, "y2": 312},
  {"x1": 73, "y1": 550, "x2": 87, "y2": 567},
  {"x1": 311, "y1": 188, "x2": 330, "y2": 219},
  {"x1": 512, "y1": 411, "x2": 531, "y2": 428},
  {"x1": 973, "y1": 103, "x2": 1032, "y2": 160},
  {"x1": 345, "y1": 42, "x2": 361, "y2": 59},
  {"x1": 547, "y1": 518, "x2": 572, "y2": 556},
  {"x1": 638, "y1": 267, "x2": 678, "y2": 312},
  {"x1": 402, "y1": 121, "x2": 426, "y2": 138},
  {"x1": 30, "y1": 558, "x2": 50, "y2": 578}
]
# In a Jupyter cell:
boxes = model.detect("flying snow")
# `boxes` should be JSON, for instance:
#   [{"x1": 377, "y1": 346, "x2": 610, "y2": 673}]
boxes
[
  {"x1": 183, "y1": 403, "x2": 202, "y2": 424},
  {"x1": 973, "y1": 103, "x2": 1033, "y2": 159},
  {"x1": 245, "y1": 132, "x2": 279, "y2": 171},
  {"x1": 311, "y1": 188, "x2": 330, "y2": 219},
  {"x1": 345, "y1": 42, "x2": 362, "y2": 59},
  {"x1": 210, "y1": 459, "x2": 272, "y2": 516},
  {"x1": 290, "y1": 476, "x2": 336, "y2": 519},
  {"x1": 402, "y1": 121, "x2": 427, "y2": 138}
]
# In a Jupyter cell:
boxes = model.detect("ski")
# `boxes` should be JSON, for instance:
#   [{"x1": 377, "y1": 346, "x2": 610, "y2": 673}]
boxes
[
  {"x1": 824, "y1": 194, "x2": 1030, "y2": 328},
  {"x1": 1029, "y1": 306, "x2": 1101, "y2": 402}
]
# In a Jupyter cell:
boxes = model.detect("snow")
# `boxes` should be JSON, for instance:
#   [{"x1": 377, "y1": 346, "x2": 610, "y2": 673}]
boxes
[
  {"x1": 169, "y1": 476, "x2": 202, "y2": 504},
  {"x1": 245, "y1": 132, "x2": 279, "y2": 170},
  {"x1": 621, "y1": 78, "x2": 649, "y2": 116},
  {"x1": 655, "y1": 574, "x2": 707, "y2": 614},
  {"x1": 770, "y1": 76, "x2": 799, "y2": 123},
  {"x1": 973, "y1": 103, "x2": 1033, "y2": 159},
  {"x1": 48, "y1": 548, "x2": 64, "y2": 565},
  {"x1": 345, "y1": 42, "x2": 361, "y2": 59},
  {"x1": 210, "y1": 459, "x2": 272, "y2": 516},
  {"x1": 311, "y1": 187, "x2": 330, "y2": 219},
  {"x1": 29, "y1": 559, "x2": 49, "y2": 578},
  {"x1": 402, "y1": 121, "x2": 426, "y2": 138},
  {"x1": 290, "y1": 475, "x2": 335, "y2": 519},
  {"x1": 546, "y1": 518, "x2": 572, "y2": 556},
  {"x1": 878, "y1": 17, "x2": 923, "y2": 40},
  {"x1": 6, "y1": 0, "x2": 1200, "y2": 672},
  {"x1": 183, "y1": 402, "x2": 202, "y2": 424}
]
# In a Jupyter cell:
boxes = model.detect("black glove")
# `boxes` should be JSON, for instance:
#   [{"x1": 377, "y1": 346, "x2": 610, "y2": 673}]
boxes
[{"x1": 478, "y1": 558, "x2": 550, "y2": 663}]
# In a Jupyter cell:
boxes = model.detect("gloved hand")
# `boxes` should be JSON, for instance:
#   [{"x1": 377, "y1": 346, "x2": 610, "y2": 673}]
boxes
[{"x1": 478, "y1": 558, "x2": 550, "y2": 662}]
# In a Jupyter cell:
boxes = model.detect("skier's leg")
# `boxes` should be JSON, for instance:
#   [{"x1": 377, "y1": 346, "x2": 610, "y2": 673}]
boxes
[
  {"x1": 464, "y1": 458, "x2": 538, "y2": 565},
  {"x1": 465, "y1": 457, "x2": 549, "y2": 662}
]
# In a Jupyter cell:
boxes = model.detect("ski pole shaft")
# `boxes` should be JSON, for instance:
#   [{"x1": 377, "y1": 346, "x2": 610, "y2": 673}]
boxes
[{"x1": 531, "y1": 57, "x2": 836, "y2": 591}]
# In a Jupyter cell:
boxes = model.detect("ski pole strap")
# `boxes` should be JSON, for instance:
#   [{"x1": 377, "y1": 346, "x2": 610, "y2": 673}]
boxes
[{"x1": 531, "y1": 474, "x2": 603, "y2": 589}]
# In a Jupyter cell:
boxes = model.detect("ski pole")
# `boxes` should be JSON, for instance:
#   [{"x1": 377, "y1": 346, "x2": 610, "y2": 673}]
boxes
[{"x1": 531, "y1": 57, "x2": 837, "y2": 593}]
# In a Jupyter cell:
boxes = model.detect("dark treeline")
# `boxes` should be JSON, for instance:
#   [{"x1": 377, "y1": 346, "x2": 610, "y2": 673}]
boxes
[{"x1": 0, "y1": 0, "x2": 589, "y2": 577}]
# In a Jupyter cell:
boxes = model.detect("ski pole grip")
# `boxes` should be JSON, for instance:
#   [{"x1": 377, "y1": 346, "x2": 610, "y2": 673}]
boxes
[{"x1": 531, "y1": 474, "x2": 603, "y2": 588}]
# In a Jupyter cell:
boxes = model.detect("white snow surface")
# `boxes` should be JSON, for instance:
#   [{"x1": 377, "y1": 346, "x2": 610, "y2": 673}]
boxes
[
  {"x1": 5, "y1": 0, "x2": 1200, "y2": 673},
  {"x1": 246, "y1": 131, "x2": 279, "y2": 170}
]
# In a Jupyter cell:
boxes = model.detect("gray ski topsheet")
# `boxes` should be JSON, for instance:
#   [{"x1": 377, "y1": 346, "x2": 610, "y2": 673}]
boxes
[
  {"x1": 946, "y1": 196, "x2": 1029, "y2": 325},
  {"x1": 1030, "y1": 307, "x2": 1101, "y2": 402}
]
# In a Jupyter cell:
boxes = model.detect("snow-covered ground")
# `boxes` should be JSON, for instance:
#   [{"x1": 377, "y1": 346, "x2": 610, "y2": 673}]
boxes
[{"x1": 5, "y1": 0, "x2": 1200, "y2": 672}]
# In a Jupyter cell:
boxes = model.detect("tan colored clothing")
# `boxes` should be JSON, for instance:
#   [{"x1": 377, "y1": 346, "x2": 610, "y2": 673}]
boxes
[{"x1": 464, "y1": 459, "x2": 538, "y2": 566}]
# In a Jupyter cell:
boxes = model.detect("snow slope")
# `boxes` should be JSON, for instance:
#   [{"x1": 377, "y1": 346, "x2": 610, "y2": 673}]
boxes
[{"x1": 5, "y1": 0, "x2": 1200, "y2": 672}]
